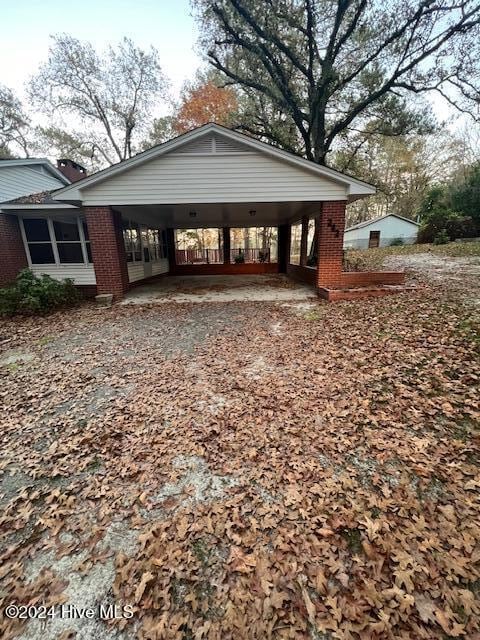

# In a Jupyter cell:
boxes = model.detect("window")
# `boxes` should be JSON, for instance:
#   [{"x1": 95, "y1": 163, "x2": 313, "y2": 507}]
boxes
[
  {"x1": 123, "y1": 220, "x2": 146, "y2": 262},
  {"x1": 289, "y1": 222, "x2": 302, "y2": 265},
  {"x1": 53, "y1": 219, "x2": 84, "y2": 264},
  {"x1": 306, "y1": 218, "x2": 317, "y2": 267},
  {"x1": 147, "y1": 229, "x2": 166, "y2": 261},
  {"x1": 22, "y1": 216, "x2": 91, "y2": 266},
  {"x1": 23, "y1": 219, "x2": 55, "y2": 264},
  {"x1": 82, "y1": 222, "x2": 92, "y2": 263},
  {"x1": 230, "y1": 227, "x2": 278, "y2": 263},
  {"x1": 175, "y1": 229, "x2": 223, "y2": 264}
]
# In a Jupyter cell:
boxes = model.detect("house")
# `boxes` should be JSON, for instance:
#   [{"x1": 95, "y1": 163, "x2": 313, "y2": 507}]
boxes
[
  {"x1": 0, "y1": 158, "x2": 74, "y2": 204},
  {"x1": 0, "y1": 124, "x2": 405, "y2": 301},
  {"x1": 344, "y1": 213, "x2": 420, "y2": 249}
]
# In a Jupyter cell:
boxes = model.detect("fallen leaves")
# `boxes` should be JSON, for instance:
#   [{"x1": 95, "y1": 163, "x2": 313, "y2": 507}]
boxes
[{"x1": 0, "y1": 269, "x2": 479, "y2": 639}]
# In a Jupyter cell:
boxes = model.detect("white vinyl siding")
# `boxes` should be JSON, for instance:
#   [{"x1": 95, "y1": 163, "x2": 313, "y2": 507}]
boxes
[
  {"x1": 30, "y1": 264, "x2": 96, "y2": 285},
  {"x1": 128, "y1": 259, "x2": 168, "y2": 283},
  {"x1": 81, "y1": 153, "x2": 348, "y2": 206},
  {"x1": 152, "y1": 259, "x2": 169, "y2": 276},
  {"x1": 344, "y1": 215, "x2": 419, "y2": 249},
  {"x1": 127, "y1": 263, "x2": 145, "y2": 283},
  {"x1": 0, "y1": 165, "x2": 66, "y2": 203}
]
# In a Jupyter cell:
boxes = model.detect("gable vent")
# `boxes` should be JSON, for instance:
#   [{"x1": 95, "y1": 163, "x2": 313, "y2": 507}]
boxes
[
  {"x1": 175, "y1": 136, "x2": 215, "y2": 154},
  {"x1": 173, "y1": 133, "x2": 252, "y2": 155},
  {"x1": 213, "y1": 135, "x2": 250, "y2": 153}
]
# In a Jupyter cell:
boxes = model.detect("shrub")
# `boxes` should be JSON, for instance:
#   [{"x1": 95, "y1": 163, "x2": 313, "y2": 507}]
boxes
[
  {"x1": 389, "y1": 237, "x2": 404, "y2": 246},
  {"x1": 0, "y1": 269, "x2": 81, "y2": 317},
  {"x1": 343, "y1": 249, "x2": 369, "y2": 271},
  {"x1": 433, "y1": 229, "x2": 450, "y2": 245},
  {"x1": 234, "y1": 252, "x2": 245, "y2": 263}
]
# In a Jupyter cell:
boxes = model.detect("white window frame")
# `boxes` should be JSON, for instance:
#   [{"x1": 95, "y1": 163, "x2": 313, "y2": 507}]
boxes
[{"x1": 20, "y1": 216, "x2": 92, "y2": 267}]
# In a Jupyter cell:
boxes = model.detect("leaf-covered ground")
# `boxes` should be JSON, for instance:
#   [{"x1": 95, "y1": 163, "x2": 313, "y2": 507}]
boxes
[
  {"x1": 0, "y1": 263, "x2": 479, "y2": 639},
  {"x1": 345, "y1": 240, "x2": 480, "y2": 271}
]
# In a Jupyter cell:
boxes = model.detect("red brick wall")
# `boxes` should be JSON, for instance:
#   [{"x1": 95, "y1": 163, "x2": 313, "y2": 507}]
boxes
[
  {"x1": 340, "y1": 271, "x2": 405, "y2": 286},
  {"x1": 171, "y1": 262, "x2": 278, "y2": 276},
  {"x1": 0, "y1": 214, "x2": 28, "y2": 286},
  {"x1": 286, "y1": 263, "x2": 316, "y2": 285},
  {"x1": 84, "y1": 207, "x2": 129, "y2": 299},
  {"x1": 317, "y1": 201, "x2": 346, "y2": 287}
]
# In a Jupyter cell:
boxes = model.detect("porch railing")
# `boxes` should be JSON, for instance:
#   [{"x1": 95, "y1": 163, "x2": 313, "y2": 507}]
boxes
[
  {"x1": 175, "y1": 248, "x2": 223, "y2": 264},
  {"x1": 230, "y1": 248, "x2": 272, "y2": 263},
  {"x1": 175, "y1": 247, "x2": 274, "y2": 265}
]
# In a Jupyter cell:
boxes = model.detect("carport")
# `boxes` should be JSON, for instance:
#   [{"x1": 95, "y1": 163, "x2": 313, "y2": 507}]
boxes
[
  {"x1": 4, "y1": 123, "x2": 405, "y2": 301},
  {"x1": 120, "y1": 274, "x2": 318, "y2": 305}
]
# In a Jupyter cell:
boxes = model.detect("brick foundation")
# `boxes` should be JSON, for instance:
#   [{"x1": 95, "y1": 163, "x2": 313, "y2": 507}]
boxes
[
  {"x1": 286, "y1": 263, "x2": 316, "y2": 286},
  {"x1": 171, "y1": 262, "x2": 279, "y2": 276},
  {"x1": 84, "y1": 207, "x2": 129, "y2": 300},
  {"x1": 0, "y1": 213, "x2": 28, "y2": 287}
]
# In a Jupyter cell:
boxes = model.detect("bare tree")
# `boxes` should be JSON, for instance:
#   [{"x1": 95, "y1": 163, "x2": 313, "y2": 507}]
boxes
[
  {"x1": 195, "y1": 0, "x2": 480, "y2": 164},
  {"x1": 30, "y1": 35, "x2": 168, "y2": 166}
]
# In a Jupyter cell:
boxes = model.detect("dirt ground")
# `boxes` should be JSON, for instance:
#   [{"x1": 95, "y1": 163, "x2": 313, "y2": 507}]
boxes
[{"x1": 0, "y1": 256, "x2": 479, "y2": 639}]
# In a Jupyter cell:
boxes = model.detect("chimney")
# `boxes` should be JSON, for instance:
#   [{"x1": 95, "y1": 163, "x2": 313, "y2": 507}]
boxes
[{"x1": 57, "y1": 158, "x2": 87, "y2": 183}]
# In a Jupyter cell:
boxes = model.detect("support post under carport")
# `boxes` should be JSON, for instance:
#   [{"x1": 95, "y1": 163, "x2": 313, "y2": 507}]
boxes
[
  {"x1": 277, "y1": 224, "x2": 289, "y2": 273},
  {"x1": 222, "y1": 227, "x2": 230, "y2": 264}
]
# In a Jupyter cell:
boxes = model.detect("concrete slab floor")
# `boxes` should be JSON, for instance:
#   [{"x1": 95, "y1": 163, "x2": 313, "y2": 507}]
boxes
[{"x1": 121, "y1": 274, "x2": 317, "y2": 304}]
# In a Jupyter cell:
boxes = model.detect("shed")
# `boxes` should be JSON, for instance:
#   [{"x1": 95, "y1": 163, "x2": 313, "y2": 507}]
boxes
[{"x1": 343, "y1": 213, "x2": 419, "y2": 249}]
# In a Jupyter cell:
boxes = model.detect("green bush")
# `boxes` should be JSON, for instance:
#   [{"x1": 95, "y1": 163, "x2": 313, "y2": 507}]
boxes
[
  {"x1": 433, "y1": 229, "x2": 450, "y2": 245},
  {"x1": 389, "y1": 237, "x2": 404, "y2": 246},
  {"x1": 234, "y1": 252, "x2": 245, "y2": 263},
  {"x1": 0, "y1": 269, "x2": 81, "y2": 317}
]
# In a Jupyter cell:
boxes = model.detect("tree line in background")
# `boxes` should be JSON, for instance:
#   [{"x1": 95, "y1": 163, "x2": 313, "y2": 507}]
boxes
[{"x1": 1, "y1": 1, "x2": 479, "y2": 242}]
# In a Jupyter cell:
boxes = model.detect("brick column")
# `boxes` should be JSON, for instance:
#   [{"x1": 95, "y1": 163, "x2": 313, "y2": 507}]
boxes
[
  {"x1": 0, "y1": 214, "x2": 28, "y2": 287},
  {"x1": 84, "y1": 206, "x2": 129, "y2": 299},
  {"x1": 317, "y1": 201, "x2": 346, "y2": 288}
]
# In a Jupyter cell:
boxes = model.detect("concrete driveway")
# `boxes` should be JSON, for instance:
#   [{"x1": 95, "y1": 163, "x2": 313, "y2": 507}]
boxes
[{"x1": 121, "y1": 274, "x2": 317, "y2": 304}]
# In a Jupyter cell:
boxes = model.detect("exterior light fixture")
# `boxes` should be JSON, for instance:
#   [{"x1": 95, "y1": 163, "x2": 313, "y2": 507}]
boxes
[{"x1": 249, "y1": 210, "x2": 256, "y2": 216}]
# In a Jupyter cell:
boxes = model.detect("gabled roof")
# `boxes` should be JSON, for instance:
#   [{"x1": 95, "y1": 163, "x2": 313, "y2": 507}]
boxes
[
  {"x1": 0, "y1": 189, "x2": 77, "y2": 210},
  {"x1": 52, "y1": 123, "x2": 375, "y2": 202},
  {"x1": 0, "y1": 158, "x2": 70, "y2": 185},
  {"x1": 345, "y1": 213, "x2": 420, "y2": 232}
]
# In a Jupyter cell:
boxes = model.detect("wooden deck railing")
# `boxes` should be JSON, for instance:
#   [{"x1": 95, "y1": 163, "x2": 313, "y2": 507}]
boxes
[
  {"x1": 175, "y1": 248, "x2": 274, "y2": 264},
  {"x1": 230, "y1": 248, "x2": 271, "y2": 263},
  {"x1": 175, "y1": 249, "x2": 223, "y2": 264}
]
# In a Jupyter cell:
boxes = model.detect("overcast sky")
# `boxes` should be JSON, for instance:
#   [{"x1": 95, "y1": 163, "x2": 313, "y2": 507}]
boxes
[
  {"x1": 0, "y1": 0, "x2": 469, "y2": 130},
  {"x1": 0, "y1": 0, "x2": 200, "y2": 98}
]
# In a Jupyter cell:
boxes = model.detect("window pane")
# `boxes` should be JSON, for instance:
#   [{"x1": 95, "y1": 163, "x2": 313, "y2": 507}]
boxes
[
  {"x1": 23, "y1": 218, "x2": 50, "y2": 242},
  {"x1": 289, "y1": 223, "x2": 302, "y2": 265},
  {"x1": 86, "y1": 242, "x2": 92, "y2": 263},
  {"x1": 28, "y1": 243, "x2": 55, "y2": 264},
  {"x1": 53, "y1": 220, "x2": 80, "y2": 241},
  {"x1": 306, "y1": 219, "x2": 317, "y2": 266},
  {"x1": 57, "y1": 242, "x2": 84, "y2": 263},
  {"x1": 82, "y1": 221, "x2": 89, "y2": 241}
]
